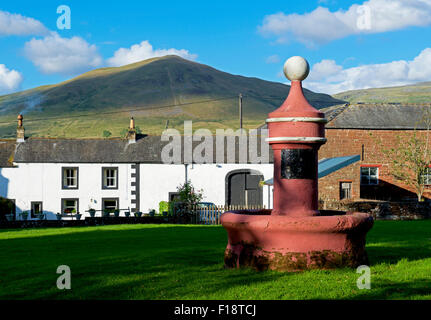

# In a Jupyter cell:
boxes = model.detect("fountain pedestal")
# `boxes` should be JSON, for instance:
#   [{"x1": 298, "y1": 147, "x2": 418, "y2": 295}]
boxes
[{"x1": 221, "y1": 56, "x2": 373, "y2": 271}]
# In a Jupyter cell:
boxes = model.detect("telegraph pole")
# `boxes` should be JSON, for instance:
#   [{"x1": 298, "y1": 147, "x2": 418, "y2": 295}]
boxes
[{"x1": 239, "y1": 93, "x2": 243, "y2": 129}]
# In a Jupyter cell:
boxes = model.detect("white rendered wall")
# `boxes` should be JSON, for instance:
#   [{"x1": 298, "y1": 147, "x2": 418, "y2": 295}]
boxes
[
  {"x1": 0, "y1": 162, "x2": 274, "y2": 219},
  {"x1": 0, "y1": 163, "x2": 131, "y2": 220},
  {"x1": 139, "y1": 163, "x2": 274, "y2": 212}
]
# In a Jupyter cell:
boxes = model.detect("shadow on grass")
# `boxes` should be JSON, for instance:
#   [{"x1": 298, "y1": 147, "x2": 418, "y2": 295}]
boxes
[
  {"x1": 1, "y1": 221, "x2": 431, "y2": 299},
  {"x1": 366, "y1": 220, "x2": 431, "y2": 265},
  {"x1": 349, "y1": 279, "x2": 431, "y2": 300},
  {"x1": 0, "y1": 225, "x2": 287, "y2": 299}
]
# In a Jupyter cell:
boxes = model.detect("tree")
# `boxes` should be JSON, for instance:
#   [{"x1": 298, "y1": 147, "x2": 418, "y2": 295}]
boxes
[
  {"x1": 102, "y1": 130, "x2": 112, "y2": 138},
  {"x1": 171, "y1": 181, "x2": 203, "y2": 222},
  {"x1": 378, "y1": 108, "x2": 431, "y2": 201}
]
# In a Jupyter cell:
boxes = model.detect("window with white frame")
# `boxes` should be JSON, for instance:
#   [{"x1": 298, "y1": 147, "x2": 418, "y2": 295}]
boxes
[
  {"x1": 421, "y1": 167, "x2": 431, "y2": 185},
  {"x1": 340, "y1": 182, "x2": 352, "y2": 200},
  {"x1": 360, "y1": 167, "x2": 379, "y2": 185},
  {"x1": 102, "y1": 167, "x2": 118, "y2": 189},
  {"x1": 62, "y1": 199, "x2": 78, "y2": 214},
  {"x1": 102, "y1": 198, "x2": 119, "y2": 213},
  {"x1": 62, "y1": 167, "x2": 78, "y2": 189}
]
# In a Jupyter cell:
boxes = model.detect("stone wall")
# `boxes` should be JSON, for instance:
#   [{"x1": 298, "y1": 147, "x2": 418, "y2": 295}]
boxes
[
  {"x1": 318, "y1": 128, "x2": 431, "y2": 202},
  {"x1": 318, "y1": 199, "x2": 431, "y2": 220}
]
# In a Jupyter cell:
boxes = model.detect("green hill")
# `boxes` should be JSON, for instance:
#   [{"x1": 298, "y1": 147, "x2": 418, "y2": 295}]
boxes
[
  {"x1": 333, "y1": 82, "x2": 431, "y2": 104},
  {"x1": 0, "y1": 55, "x2": 344, "y2": 138}
]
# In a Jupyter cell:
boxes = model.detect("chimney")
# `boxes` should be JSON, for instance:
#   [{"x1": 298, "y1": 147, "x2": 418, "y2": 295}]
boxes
[
  {"x1": 17, "y1": 114, "x2": 25, "y2": 143},
  {"x1": 126, "y1": 117, "x2": 136, "y2": 143}
]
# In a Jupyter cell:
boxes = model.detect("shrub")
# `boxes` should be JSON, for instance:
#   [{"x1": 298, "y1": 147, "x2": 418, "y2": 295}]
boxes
[{"x1": 159, "y1": 201, "x2": 169, "y2": 214}]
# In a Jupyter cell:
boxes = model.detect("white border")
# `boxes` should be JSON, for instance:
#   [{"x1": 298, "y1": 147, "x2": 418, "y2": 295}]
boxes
[
  {"x1": 266, "y1": 117, "x2": 328, "y2": 123},
  {"x1": 265, "y1": 137, "x2": 327, "y2": 143}
]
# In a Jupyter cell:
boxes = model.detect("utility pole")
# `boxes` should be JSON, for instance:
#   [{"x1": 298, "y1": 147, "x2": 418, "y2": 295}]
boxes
[{"x1": 239, "y1": 93, "x2": 243, "y2": 129}]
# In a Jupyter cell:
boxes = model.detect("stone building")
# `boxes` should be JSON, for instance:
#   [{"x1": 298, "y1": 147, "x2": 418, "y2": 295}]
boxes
[{"x1": 318, "y1": 103, "x2": 431, "y2": 203}]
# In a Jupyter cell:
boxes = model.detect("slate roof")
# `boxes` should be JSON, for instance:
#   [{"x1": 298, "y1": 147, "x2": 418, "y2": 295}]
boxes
[
  {"x1": 0, "y1": 140, "x2": 16, "y2": 167},
  {"x1": 324, "y1": 103, "x2": 431, "y2": 129},
  {"x1": 11, "y1": 134, "x2": 273, "y2": 164},
  {"x1": 3, "y1": 102, "x2": 431, "y2": 166}
]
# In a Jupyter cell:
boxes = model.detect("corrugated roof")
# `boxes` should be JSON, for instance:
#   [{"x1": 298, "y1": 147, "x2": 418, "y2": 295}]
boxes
[{"x1": 263, "y1": 155, "x2": 360, "y2": 185}]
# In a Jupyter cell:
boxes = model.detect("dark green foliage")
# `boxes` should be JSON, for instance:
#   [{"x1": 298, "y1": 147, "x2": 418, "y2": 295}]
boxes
[
  {"x1": 0, "y1": 197, "x2": 14, "y2": 221},
  {"x1": 102, "y1": 130, "x2": 112, "y2": 138}
]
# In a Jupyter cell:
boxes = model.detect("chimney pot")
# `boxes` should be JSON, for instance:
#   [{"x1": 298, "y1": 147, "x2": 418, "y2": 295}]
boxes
[
  {"x1": 126, "y1": 117, "x2": 136, "y2": 143},
  {"x1": 17, "y1": 114, "x2": 25, "y2": 143}
]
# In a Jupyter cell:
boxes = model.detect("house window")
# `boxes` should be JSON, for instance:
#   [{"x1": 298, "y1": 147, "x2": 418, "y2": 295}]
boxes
[
  {"x1": 421, "y1": 167, "x2": 431, "y2": 185},
  {"x1": 102, "y1": 167, "x2": 118, "y2": 189},
  {"x1": 62, "y1": 167, "x2": 78, "y2": 189},
  {"x1": 31, "y1": 202, "x2": 43, "y2": 218},
  {"x1": 340, "y1": 182, "x2": 352, "y2": 200},
  {"x1": 361, "y1": 167, "x2": 379, "y2": 185},
  {"x1": 102, "y1": 198, "x2": 119, "y2": 213},
  {"x1": 62, "y1": 199, "x2": 79, "y2": 214}
]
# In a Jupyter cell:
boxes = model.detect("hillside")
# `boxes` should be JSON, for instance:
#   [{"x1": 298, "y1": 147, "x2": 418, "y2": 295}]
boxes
[
  {"x1": 333, "y1": 82, "x2": 431, "y2": 104},
  {"x1": 0, "y1": 56, "x2": 344, "y2": 138}
]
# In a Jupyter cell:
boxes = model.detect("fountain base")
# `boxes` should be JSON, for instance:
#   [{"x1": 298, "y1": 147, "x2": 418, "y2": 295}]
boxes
[{"x1": 221, "y1": 210, "x2": 373, "y2": 271}]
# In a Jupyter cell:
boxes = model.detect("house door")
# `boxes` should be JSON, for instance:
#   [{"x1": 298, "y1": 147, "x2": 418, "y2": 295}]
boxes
[{"x1": 226, "y1": 170, "x2": 263, "y2": 206}]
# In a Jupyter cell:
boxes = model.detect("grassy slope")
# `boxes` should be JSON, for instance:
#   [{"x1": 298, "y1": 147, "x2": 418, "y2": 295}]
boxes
[
  {"x1": 0, "y1": 56, "x2": 343, "y2": 138},
  {"x1": 0, "y1": 221, "x2": 430, "y2": 300},
  {"x1": 334, "y1": 81, "x2": 431, "y2": 104}
]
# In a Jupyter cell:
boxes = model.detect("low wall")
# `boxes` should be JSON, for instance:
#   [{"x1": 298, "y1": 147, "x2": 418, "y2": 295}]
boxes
[
  {"x1": 0, "y1": 216, "x2": 168, "y2": 229},
  {"x1": 319, "y1": 200, "x2": 431, "y2": 220}
]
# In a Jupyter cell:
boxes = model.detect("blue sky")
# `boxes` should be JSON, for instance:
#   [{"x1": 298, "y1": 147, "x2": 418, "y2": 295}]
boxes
[{"x1": 1, "y1": 0, "x2": 431, "y2": 95}]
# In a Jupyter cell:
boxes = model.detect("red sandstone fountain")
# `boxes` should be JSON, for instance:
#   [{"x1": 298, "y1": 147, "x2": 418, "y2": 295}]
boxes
[{"x1": 221, "y1": 56, "x2": 374, "y2": 271}]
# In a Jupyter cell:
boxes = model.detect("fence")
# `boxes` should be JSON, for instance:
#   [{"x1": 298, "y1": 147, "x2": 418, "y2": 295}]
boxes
[{"x1": 185, "y1": 205, "x2": 266, "y2": 225}]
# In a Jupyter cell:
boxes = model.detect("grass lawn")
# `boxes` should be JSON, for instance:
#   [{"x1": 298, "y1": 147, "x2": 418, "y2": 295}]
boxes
[{"x1": 0, "y1": 220, "x2": 430, "y2": 300}]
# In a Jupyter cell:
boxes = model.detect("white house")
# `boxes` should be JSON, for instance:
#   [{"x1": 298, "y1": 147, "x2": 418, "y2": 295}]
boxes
[{"x1": 0, "y1": 117, "x2": 274, "y2": 220}]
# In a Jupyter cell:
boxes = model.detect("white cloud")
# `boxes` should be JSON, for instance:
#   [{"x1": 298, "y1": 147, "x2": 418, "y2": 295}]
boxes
[
  {"x1": 266, "y1": 54, "x2": 280, "y2": 64},
  {"x1": 307, "y1": 60, "x2": 343, "y2": 81},
  {"x1": 259, "y1": 0, "x2": 431, "y2": 45},
  {"x1": 0, "y1": 10, "x2": 48, "y2": 36},
  {"x1": 107, "y1": 40, "x2": 198, "y2": 67},
  {"x1": 305, "y1": 48, "x2": 431, "y2": 94},
  {"x1": 24, "y1": 32, "x2": 102, "y2": 75},
  {"x1": 0, "y1": 64, "x2": 22, "y2": 94}
]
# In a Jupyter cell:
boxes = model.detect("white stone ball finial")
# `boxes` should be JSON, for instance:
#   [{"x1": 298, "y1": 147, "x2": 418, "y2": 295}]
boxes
[{"x1": 283, "y1": 56, "x2": 309, "y2": 81}]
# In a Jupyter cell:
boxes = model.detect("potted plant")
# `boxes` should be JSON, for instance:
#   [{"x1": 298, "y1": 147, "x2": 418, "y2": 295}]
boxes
[
  {"x1": 75, "y1": 211, "x2": 82, "y2": 220},
  {"x1": 114, "y1": 209, "x2": 120, "y2": 217},
  {"x1": 149, "y1": 209, "x2": 156, "y2": 217},
  {"x1": 124, "y1": 211, "x2": 130, "y2": 217},
  {"x1": 103, "y1": 209, "x2": 110, "y2": 217},
  {"x1": 134, "y1": 211, "x2": 142, "y2": 218},
  {"x1": 20, "y1": 211, "x2": 28, "y2": 221},
  {"x1": 56, "y1": 212, "x2": 62, "y2": 220},
  {"x1": 88, "y1": 208, "x2": 96, "y2": 218}
]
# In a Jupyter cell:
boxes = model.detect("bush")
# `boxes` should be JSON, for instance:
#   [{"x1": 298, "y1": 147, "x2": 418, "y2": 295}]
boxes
[
  {"x1": 159, "y1": 201, "x2": 169, "y2": 215},
  {"x1": 0, "y1": 197, "x2": 15, "y2": 221}
]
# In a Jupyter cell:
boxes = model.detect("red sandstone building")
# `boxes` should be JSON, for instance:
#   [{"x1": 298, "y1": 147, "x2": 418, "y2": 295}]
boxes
[{"x1": 318, "y1": 103, "x2": 431, "y2": 204}]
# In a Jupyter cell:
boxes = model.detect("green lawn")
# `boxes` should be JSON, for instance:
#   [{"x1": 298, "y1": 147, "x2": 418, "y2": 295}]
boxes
[{"x1": 0, "y1": 221, "x2": 430, "y2": 300}]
